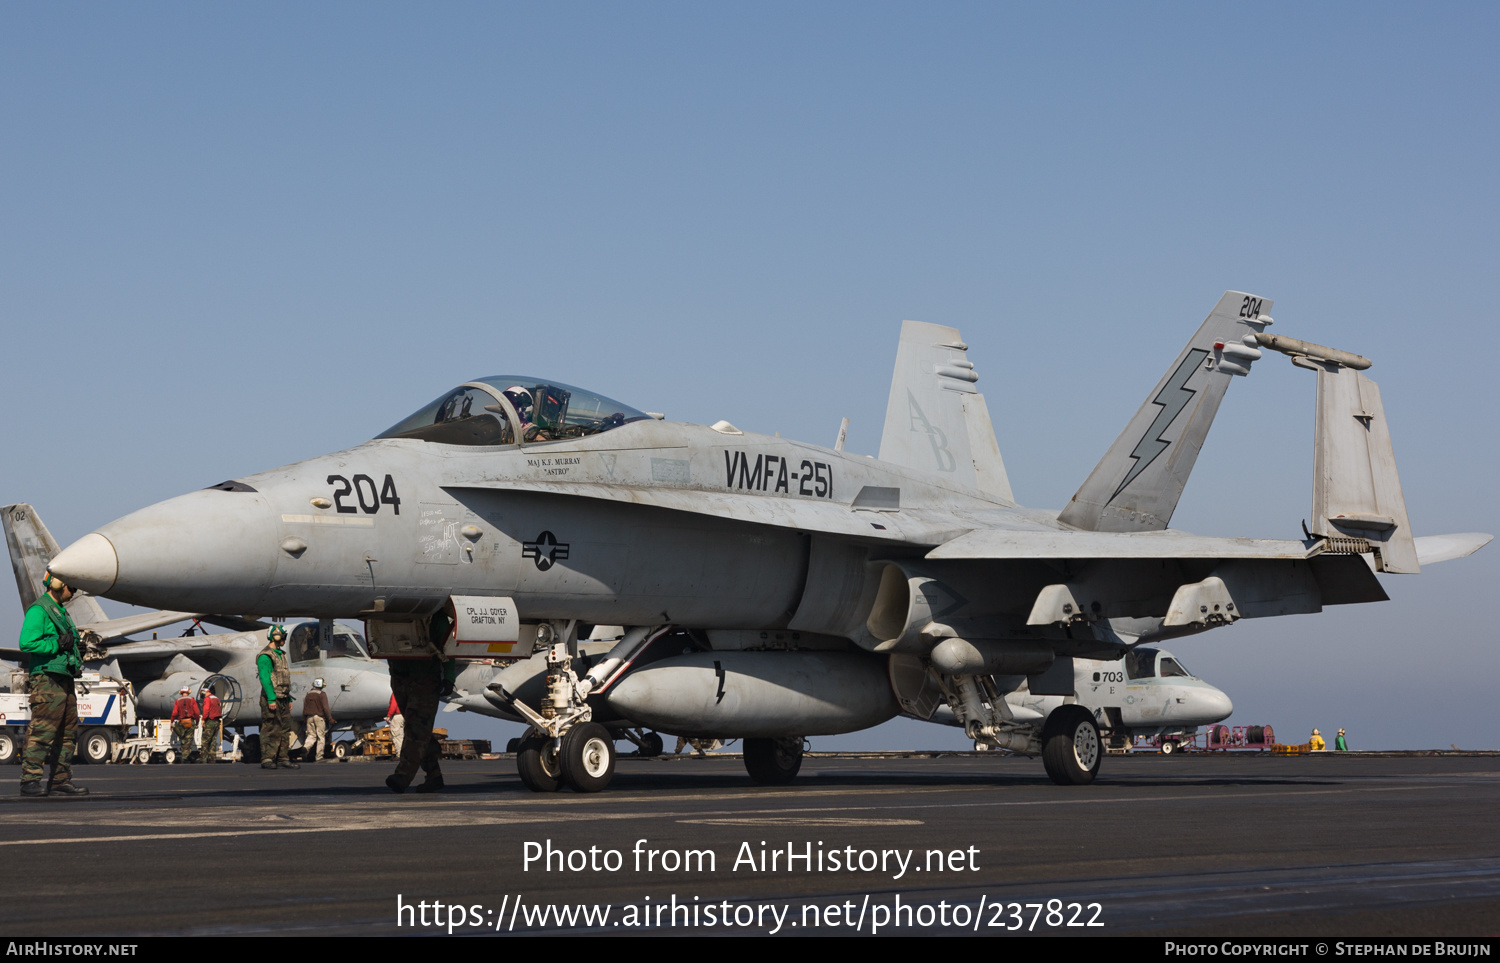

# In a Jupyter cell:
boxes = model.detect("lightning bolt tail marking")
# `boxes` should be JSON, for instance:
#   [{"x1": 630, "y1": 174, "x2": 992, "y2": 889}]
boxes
[{"x1": 1110, "y1": 349, "x2": 1209, "y2": 501}]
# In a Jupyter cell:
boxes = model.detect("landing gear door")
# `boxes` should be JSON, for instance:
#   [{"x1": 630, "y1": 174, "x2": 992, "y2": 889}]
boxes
[{"x1": 445, "y1": 595, "x2": 524, "y2": 659}]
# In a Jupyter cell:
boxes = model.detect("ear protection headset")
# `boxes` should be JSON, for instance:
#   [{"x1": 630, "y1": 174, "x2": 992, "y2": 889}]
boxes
[{"x1": 41, "y1": 571, "x2": 70, "y2": 594}]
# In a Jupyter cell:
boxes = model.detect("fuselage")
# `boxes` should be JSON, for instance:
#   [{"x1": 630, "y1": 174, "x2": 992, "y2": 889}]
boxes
[{"x1": 51, "y1": 419, "x2": 1054, "y2": 629}]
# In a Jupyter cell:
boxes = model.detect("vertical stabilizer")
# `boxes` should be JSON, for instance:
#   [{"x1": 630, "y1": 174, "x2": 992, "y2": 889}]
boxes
[
  {"x1": 878, "y1": 321, "x2": 1013, "y2": 502},
  {"x1": 3, "y1": 503, "x2": 110, "y2": 623},
  {"x1": 1310, "y1": 365, "x2": 1419, "y2": 573},
  {"x1": 1058, "y1": 291, "x2": 1273, "y2": 532}
]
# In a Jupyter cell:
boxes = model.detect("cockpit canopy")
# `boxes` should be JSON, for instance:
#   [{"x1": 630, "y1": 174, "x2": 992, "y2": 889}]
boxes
[
  {"x1": 377, "y1": 376, "x2": 652, "y2": 447},
  {"x1": 1124, "y1": 647, "x2": 1194, "y2": 681},
  {"x1": 287, "y1": 621, "x2": 370, "y2": 664}
]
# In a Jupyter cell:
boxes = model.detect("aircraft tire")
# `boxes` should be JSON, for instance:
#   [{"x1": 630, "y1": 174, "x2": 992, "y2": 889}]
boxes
[
  {"x1": 559, "y1": 723, "x2": 616, "y2": 793},
  {"x1": 638, "y1": 731, "x2": 664, "y2": 758},
  {"x1": 241, "y1": 734, "x2": 262, "y2": 764},
  {"x1": 517, "y1": 733, "x2": 562, "y2": 792},
  {"x1": 82, "y1": 728, "x2": 114, "y2": 765},
  {"x1": 743, "y1": 737, "x2": 803, "y2": 785},
  {"x1": 1041, "y1": 706, "x2": 1102, "y2": 786}
]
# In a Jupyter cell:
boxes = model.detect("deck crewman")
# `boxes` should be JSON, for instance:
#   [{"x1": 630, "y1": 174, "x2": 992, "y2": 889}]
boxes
[
  {"x1": 172, "y1": 686, "x2": 201, "y2": 761},
  {"x1": 18, "y1": 571, "x2": 87, "y2": 796},
  {"x1": 257, "y1": 625, "x2": 298, "y2": 770}
]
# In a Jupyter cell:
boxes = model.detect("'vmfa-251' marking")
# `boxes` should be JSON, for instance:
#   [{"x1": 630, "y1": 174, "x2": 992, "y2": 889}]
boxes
[
  {"x1": 45, "y1": 292, "x2": 1492, "y2": 794},
  {"x1": 723, "y1": 451, "x2": 835, "y2": 499}
]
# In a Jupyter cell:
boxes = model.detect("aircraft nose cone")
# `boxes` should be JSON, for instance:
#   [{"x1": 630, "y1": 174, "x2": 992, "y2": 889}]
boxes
[
  {"x1": 87, "y1": 488, "x2": 279, "y2": 613},
  {"x1": 1202, "y1": 687, "x2": 1233, "y2": 723},
  {"x1": 49, "y1": 532, "x2": 119, "y2": 595}
]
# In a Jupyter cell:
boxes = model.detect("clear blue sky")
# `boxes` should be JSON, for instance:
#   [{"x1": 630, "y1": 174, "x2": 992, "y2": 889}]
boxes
[{"x1": 3, "y1": 3, "x2": 1495, "y2": 750}]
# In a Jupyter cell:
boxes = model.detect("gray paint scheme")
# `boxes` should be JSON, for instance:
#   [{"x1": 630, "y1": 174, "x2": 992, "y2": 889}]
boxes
[
  {"x1": 43, "y1": 292, "x2": 1489, "y2": 786},
  {"x1": 4, "y1": 504, "x2": 392, "y2": 730}
]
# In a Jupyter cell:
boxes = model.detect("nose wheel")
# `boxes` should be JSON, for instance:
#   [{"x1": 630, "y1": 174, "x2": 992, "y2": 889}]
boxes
[
  {"x1": 517, "y1": 733, "x2": 562, "y2": 792},
  {"x1": 517, "y1": 724, "x2": 618, "y2": 793},
  {"x1": 559, "y1": 723, "x2": 616, "y2": 793}
]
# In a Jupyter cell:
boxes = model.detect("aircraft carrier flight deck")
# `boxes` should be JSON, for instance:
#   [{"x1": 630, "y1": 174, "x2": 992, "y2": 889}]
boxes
[{"x1": 3, "y1": 752, "x2": 1497, "y2": 938}]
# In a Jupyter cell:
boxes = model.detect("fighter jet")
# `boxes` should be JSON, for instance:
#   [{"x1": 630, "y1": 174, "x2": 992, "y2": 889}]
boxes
[
  {"x1": 4, "y1": 504, "x2": 393, "y2": 755},
  {"x1": 45, "y1": 292, "x2": 1491, "y2": 790}
]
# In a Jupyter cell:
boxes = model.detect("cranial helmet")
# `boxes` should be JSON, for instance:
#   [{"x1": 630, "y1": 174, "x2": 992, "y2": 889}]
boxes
[{"x1": 268, "y1": 625, "x2": 287, "y2": 644}]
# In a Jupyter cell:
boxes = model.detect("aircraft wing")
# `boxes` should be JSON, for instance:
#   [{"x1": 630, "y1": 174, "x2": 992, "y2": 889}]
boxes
[
  {"x1": 93, "y1": 638, "x2": 230, "y2": 662},
  {"x1": 1413, "y1": 533, "x2": 1493, "y2": 566},
  {"x1": 197, "y1": 615, "x2": 271, "y2": 633},
  {"x1": 78, "y1": 610, "x2": 200, "y2": 642},
  {"x1": 0, "y1": 637, "x2": 220, "y2": 663},
  {"x1": 446, "y1": 481, "x2": 970, "y2": 544},
  {"x1": 925, "y1": 529, "x2": 1311, "y2": 560}
]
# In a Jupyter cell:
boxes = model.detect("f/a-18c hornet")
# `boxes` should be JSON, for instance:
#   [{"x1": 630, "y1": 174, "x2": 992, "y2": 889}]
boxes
[
  {"x1": 4, "y1": 503, "x2": 392, "y2": 759},
  {"x1": 45, "y1": 292, "x2": 1491, "y2": 791}
]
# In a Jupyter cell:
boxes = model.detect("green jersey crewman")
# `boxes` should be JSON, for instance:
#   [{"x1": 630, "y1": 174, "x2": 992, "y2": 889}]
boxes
[
  {"x1": 18, "y1": 571, "x2": 88, "y2": 796},
  {"x1": 257, "y1": 625, "x2": 298, "y2": 770}
]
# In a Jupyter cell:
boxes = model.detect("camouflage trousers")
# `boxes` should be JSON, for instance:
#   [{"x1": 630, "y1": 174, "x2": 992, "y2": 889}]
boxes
[
  {"x1": 201, "y1": 720, "x2": 222, "y2": 762},
  {"x1": 172, "y1": 722, "x2": 197, "y2": 760},
  {"x1": 389, "y1": 673, "x2": 441, "y2": 788},
  {"x1": 21, "y1": 673, "x2": 77, "y2": 787},
  {"x1": 260, "y1": 694, "x2": 293, "y2": 765}
]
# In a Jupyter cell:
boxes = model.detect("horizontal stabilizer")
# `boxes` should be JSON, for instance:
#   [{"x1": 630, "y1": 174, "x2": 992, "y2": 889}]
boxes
[{"x1": 1058, "y1": 292, "x2": 1273, "y2": 532}]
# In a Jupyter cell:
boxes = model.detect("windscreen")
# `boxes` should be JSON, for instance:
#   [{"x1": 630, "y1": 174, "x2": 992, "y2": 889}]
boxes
[{"x1": 376, "y1": 377, "x2": 649, "y2": 445}]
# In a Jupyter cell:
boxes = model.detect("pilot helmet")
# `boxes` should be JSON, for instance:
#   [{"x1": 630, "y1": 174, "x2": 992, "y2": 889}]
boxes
[{"x1": 504, "y1": 386, "x2": 534, "y2": 415}]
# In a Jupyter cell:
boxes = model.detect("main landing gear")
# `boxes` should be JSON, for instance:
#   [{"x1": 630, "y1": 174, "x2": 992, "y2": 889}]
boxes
[
  {"x1": 743, "y1": 737, "x2": 804, "y2": 785},
  {"x1": 498, "y1": 622, "x2": 666, "y2": 793},
  {"x1": 1040, "y1": 705, "x2": 1102, "y2": 786}
]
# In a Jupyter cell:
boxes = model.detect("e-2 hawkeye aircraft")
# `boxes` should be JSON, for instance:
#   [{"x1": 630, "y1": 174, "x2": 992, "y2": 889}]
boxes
[
  {"x1": 4, "y1": 503, "x2": 393, "y2": 756},
  {"x1": 45, "y1": 292, "x2": 1491, "y2": 790}
]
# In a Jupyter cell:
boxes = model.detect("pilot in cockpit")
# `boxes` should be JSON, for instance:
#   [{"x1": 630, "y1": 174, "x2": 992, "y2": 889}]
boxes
[{"x1": 504, "y1": 386, "x2": 553, "y2": 441}]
